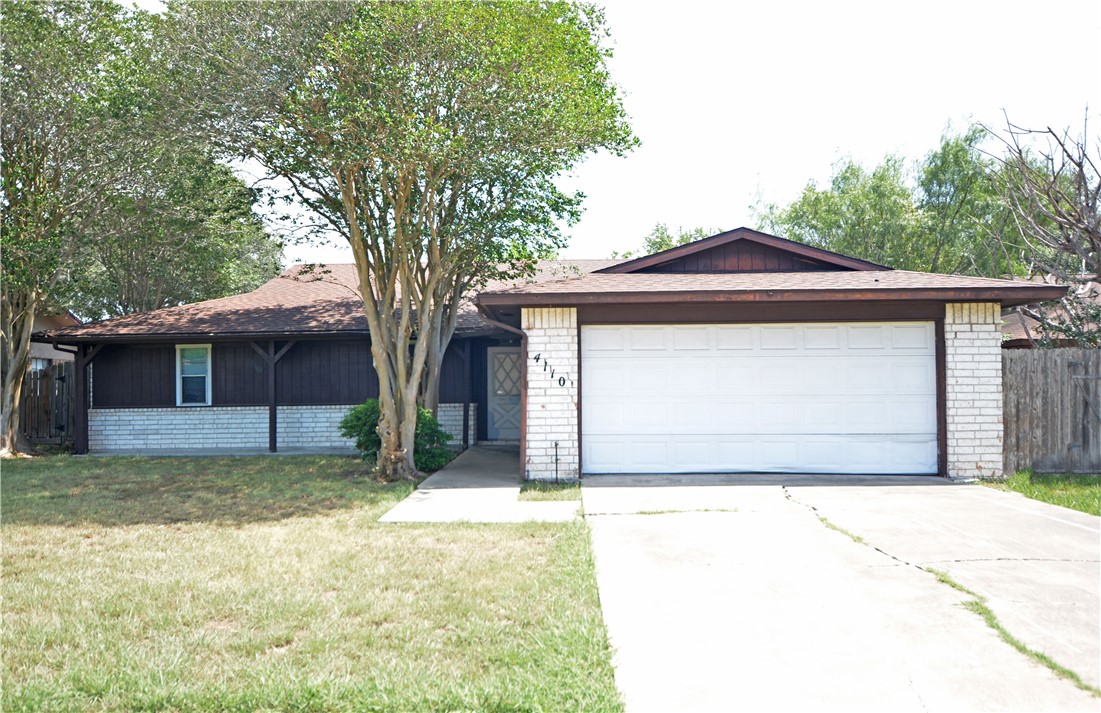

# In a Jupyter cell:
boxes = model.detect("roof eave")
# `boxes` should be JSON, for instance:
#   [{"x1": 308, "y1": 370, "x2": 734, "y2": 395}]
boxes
[
  {"x1": 476, "y1": 285, "x2": 1069, "y2": 309},
  {"x1": 31, "y1": 328, "x2": 372, "y2": 345}
]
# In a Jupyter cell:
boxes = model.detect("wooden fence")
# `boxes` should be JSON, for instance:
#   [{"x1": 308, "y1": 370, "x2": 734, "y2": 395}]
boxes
[
  {"x1": 20, "y1": 362, "x2": 75, "y2": 444},
  {"x1": 1003, "y1": 349, "x2": 1101, "y2": 474}
]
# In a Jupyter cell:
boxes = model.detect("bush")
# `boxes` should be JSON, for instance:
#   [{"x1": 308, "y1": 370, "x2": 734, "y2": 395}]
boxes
[{"x1": 338, "y1": 400, "x2": 454, "y2": 473}]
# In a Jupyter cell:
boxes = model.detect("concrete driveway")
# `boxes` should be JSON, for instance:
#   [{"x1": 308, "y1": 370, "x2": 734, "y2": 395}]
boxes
[{"x1": 583, "y1": 476, "x2": 1100, "y2": 712}]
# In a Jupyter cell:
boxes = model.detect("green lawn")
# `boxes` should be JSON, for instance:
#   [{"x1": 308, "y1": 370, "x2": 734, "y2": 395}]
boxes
[
  {"x1": 983, "y1": 471, "x2": 1101, "y2": 516},
  {"x1": 1, "y1": 456, "x2": 621, "y2": 712},
  {"x1": 518, "y1": 480, "x2": 582, "y2": 501}
]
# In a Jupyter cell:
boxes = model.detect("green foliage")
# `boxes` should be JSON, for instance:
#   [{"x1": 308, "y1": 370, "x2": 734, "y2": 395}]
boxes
[
  {"x1": 339, "y1": 400, "x2": 454, "y2": 473},
  {"x1": 171, "y1": 0, "x2": 635, "y2": 478},
  {"x1": 68, "y1": 152, "x2": 282, "y2": 319},
  {"x1": 614, "y1": 223, "x2": 719, "y2": 258},
  {"x1": 757, "y1": 127, "x2": 1019, "y2": 276},
  {"x1": 1, "y1": 1, "x2": 283, "y2": 450}
]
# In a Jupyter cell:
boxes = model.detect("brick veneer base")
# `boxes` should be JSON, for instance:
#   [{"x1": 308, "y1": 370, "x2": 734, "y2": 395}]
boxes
[{"x1": 89, "y1": 402, "x2": 476, "y2": 453}]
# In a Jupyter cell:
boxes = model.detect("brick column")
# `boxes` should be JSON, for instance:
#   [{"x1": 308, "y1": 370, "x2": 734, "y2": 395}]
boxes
[
  {"x1": 945, "y1": 302, "x2": 1004, "y2": 480},
  {"x1": 522, "y1": 307, "x2": 579, "y2": 481}
]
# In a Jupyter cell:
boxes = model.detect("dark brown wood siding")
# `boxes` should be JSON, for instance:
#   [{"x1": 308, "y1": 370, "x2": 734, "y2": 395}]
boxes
[
  {"x1": 276, "y1": 339, "x2": 377, "y2": 405},
  {"x1": 91, "y1": 344, "x2": 176, "y2": 408},
  {"x1": 438, "y1": 345, "x2": 467, "y2": 404},
  {"x1": 213, "y1": 343, "x2": 267, "y2": 405},
  {"x1": 90, "y1": 337, "x2": 478, "y2": 409},
  {"x1": 639, "y1": 240, "x2": 844, "y2": 273}
]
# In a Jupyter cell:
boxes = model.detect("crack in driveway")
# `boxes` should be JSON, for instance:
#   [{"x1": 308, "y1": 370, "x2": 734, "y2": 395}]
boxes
[{"x1": 781, "y1": 484, "x2": 1101, "y2": 698}]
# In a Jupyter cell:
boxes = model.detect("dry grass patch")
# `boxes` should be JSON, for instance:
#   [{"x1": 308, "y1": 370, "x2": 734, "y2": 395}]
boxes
[
  {"x1": 518, "y1": 480, "x2": 581, "y2": 501},
  {"x1": 2, "y1": 456, "x2": 620, "y2": 712}
]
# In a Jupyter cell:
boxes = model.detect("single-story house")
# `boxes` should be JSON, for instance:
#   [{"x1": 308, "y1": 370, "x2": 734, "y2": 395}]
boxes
[{"x1": 37, "y1": 228, "x2": 1066, "y2": 480}]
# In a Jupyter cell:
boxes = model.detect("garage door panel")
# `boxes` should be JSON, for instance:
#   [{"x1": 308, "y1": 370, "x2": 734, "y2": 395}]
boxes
[
  {"x1": 673, "y1": 326, "x2": 710, "y2": 350},
  {"x1": 892, "y1": 362, "x2": 935, "y2": 391},
  {"x1": 583, "y1": 326, "x2": 625, "y2": 351},
  {"x1": 848, "y1": 324, "x2": 889, "y2": 349},
  {"x1": 672, "y1": 364, "x2": 711, "y2": 392},
  {"x1": 586, "y1": 396, "x2": 934, "y2": 436},
  {"x1": 630, "y1": 364, "x2": 666, "y2": 390},
  {"x1": 581, "y1": 323, "x2": 937, "y2": 475},
  {"x1": 804, "y1": 325, "x2": 843, "y2": 349},
  {"x1": 629, "y1": 326, "x2": 666, "y2": 350},
  {"x1": 716, "y1": 326, "x2": 753, "y2": 350},
  {"x1": 760, "y1": 325, "x2": 798, "y2": 349}
]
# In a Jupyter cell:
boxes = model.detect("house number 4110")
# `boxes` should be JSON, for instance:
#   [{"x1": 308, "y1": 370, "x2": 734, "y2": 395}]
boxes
[{"x1": 532, "y1": 353, "x2": 571, "y2": 388}]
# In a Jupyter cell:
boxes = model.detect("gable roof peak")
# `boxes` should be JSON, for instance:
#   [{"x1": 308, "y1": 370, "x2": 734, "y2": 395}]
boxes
[{"x1": 597, "y1": 227, "x2": 891, "y2": 274}]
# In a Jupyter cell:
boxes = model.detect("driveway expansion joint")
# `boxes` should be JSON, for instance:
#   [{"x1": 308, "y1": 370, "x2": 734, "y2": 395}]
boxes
[{"x1": 920, "y1": 557, "x2": 1101, "y2": 564}]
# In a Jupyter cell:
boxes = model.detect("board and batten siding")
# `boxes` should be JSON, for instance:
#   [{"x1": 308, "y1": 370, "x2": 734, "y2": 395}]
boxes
[{"x1": 89, "y1": 338, "x2": 471, "y2": 409}]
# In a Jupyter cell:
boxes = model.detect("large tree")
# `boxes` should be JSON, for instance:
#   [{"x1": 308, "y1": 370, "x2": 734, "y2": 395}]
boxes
[
  {"x1": 1, "y1": 1, "x2": 140, "y2": 454},
  {"x1": 758, "y1": 128, "x2": 1018, "y2": 276},
  {"x1": 69, "y1": 151, "x2": 281, "y2": 320},
  {"x1": 612, "y1": 222, "x2": 719, "y2": 259},
  {"x1": 2, "y1": 1, "x2": 284, "y2": 454},
  {"x1": 173, "y1": 1, "x2": 634, "y2": 479},
  {"x1": 986, "y1": 115, "x2": 1100, "y2": 346}
]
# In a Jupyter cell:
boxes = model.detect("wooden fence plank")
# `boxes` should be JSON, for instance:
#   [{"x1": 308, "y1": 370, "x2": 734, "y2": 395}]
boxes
[
  {"x1": 20, "y1": 362, "x2": 75, "y2": 445},
  {"x1": 1003, "y1": 348, "x2": 1101, "y2": 475}
]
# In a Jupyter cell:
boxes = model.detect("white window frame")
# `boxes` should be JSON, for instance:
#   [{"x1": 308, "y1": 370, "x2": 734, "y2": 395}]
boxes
[{"x1": 176, "y1": 344, "x2": 212, "y2": 407}]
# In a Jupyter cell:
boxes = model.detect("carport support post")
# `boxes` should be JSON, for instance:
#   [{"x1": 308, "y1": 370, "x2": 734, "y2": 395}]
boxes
[
  {"x1": 71, "y1": 342, "x2": 103, "y2": 455},
  {"x1": 250, "y1": 340, "x2": 297, "y2": 453},
  {"x1": 267, "y1": 341, "x2": 277, "y2": 452},
  {"x1": 461, "y1": 340, "x2": 471, "y2": 451}
]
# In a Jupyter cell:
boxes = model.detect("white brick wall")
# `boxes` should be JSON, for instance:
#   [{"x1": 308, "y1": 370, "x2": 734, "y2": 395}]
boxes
[
  {"x1": 436, "y1": 403, "x2": 477, "y2": 448},
  {"x1": 522, "y1": 307, "x2": 579, "y2": 481},
  {"x1": 276, "y1": 405, "x2": 356, "y2": 449},
  {"x1": 88, "y1": 402, "x2": 473, "y2": 453},
  {"x1": 945, "y1": 302, "x2": 1004, "y2": 480},
  {"x1": 89, "y1": 406, "x2": 269, "y2": 451}
]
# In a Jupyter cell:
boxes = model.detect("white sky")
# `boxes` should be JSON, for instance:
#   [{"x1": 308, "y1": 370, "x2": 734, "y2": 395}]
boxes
[{"x1": 133, "y1": 0, "x2": 1100, "y2": 264}]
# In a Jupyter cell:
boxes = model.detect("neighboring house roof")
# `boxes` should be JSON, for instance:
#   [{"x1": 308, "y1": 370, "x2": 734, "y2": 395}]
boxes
[
  {"x1": 32, "y1": 312, "x2": 81, "y2": 330},
  {"x1": 1001, "y1": 279, "x2": 1100, "y2": 347},
  {"x1": 37, "y1": 261, "x2": 621, "y2": 343}
]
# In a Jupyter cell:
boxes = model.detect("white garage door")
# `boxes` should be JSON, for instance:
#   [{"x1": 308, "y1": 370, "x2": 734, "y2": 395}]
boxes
[{"x1": 581, "y1": 323, "x2": 937, "y2": 475}]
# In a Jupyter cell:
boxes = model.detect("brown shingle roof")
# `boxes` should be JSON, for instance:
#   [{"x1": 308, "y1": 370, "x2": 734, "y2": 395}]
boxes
[
  {"x1": 476, "y1": 270, "x2": 1067, "y2": 308},
  {"x1": 41, "y1": 261, "x2": 623, "y2": 341}
]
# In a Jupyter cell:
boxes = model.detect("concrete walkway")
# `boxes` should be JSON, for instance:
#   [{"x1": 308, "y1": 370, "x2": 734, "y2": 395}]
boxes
[
  {"x1": 379, "y1": 447, "x2": 577, "y2": 523},
  {"x1": 584, "y1": 476, "x2": 1100, "y2": 712}
]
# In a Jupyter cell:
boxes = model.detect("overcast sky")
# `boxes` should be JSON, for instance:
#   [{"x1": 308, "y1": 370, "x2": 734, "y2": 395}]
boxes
[{"x1": 141, "y1": 0, "x2": 1098, "y2": 265}]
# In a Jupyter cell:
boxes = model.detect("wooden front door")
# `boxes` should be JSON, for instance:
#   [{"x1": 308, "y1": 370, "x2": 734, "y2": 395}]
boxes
[{"x1": 487, "y1": 346, "x2": 522, "y2": 440}]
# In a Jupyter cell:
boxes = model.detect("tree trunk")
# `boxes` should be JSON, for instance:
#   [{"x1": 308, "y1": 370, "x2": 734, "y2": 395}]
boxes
[
  {"x1": 419, "y1": 330, "x2": 443, "y2": 416},
  {"x1": 418, "y1": 281, "x2": 463, "y2": 416},
  {"x1": 0, "y1": 289, "x2": 38, "y2": 456}
]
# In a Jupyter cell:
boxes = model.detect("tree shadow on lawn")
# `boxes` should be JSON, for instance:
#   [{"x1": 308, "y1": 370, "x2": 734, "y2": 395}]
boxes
[{"x1": 1, "y1": 456, "x2": 415, "y2": 527}]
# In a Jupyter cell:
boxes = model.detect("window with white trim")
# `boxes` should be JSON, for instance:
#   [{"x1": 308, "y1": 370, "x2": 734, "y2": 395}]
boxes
[{"x1": 176, "y1": 344, "x2": 212, "y2": 406}]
